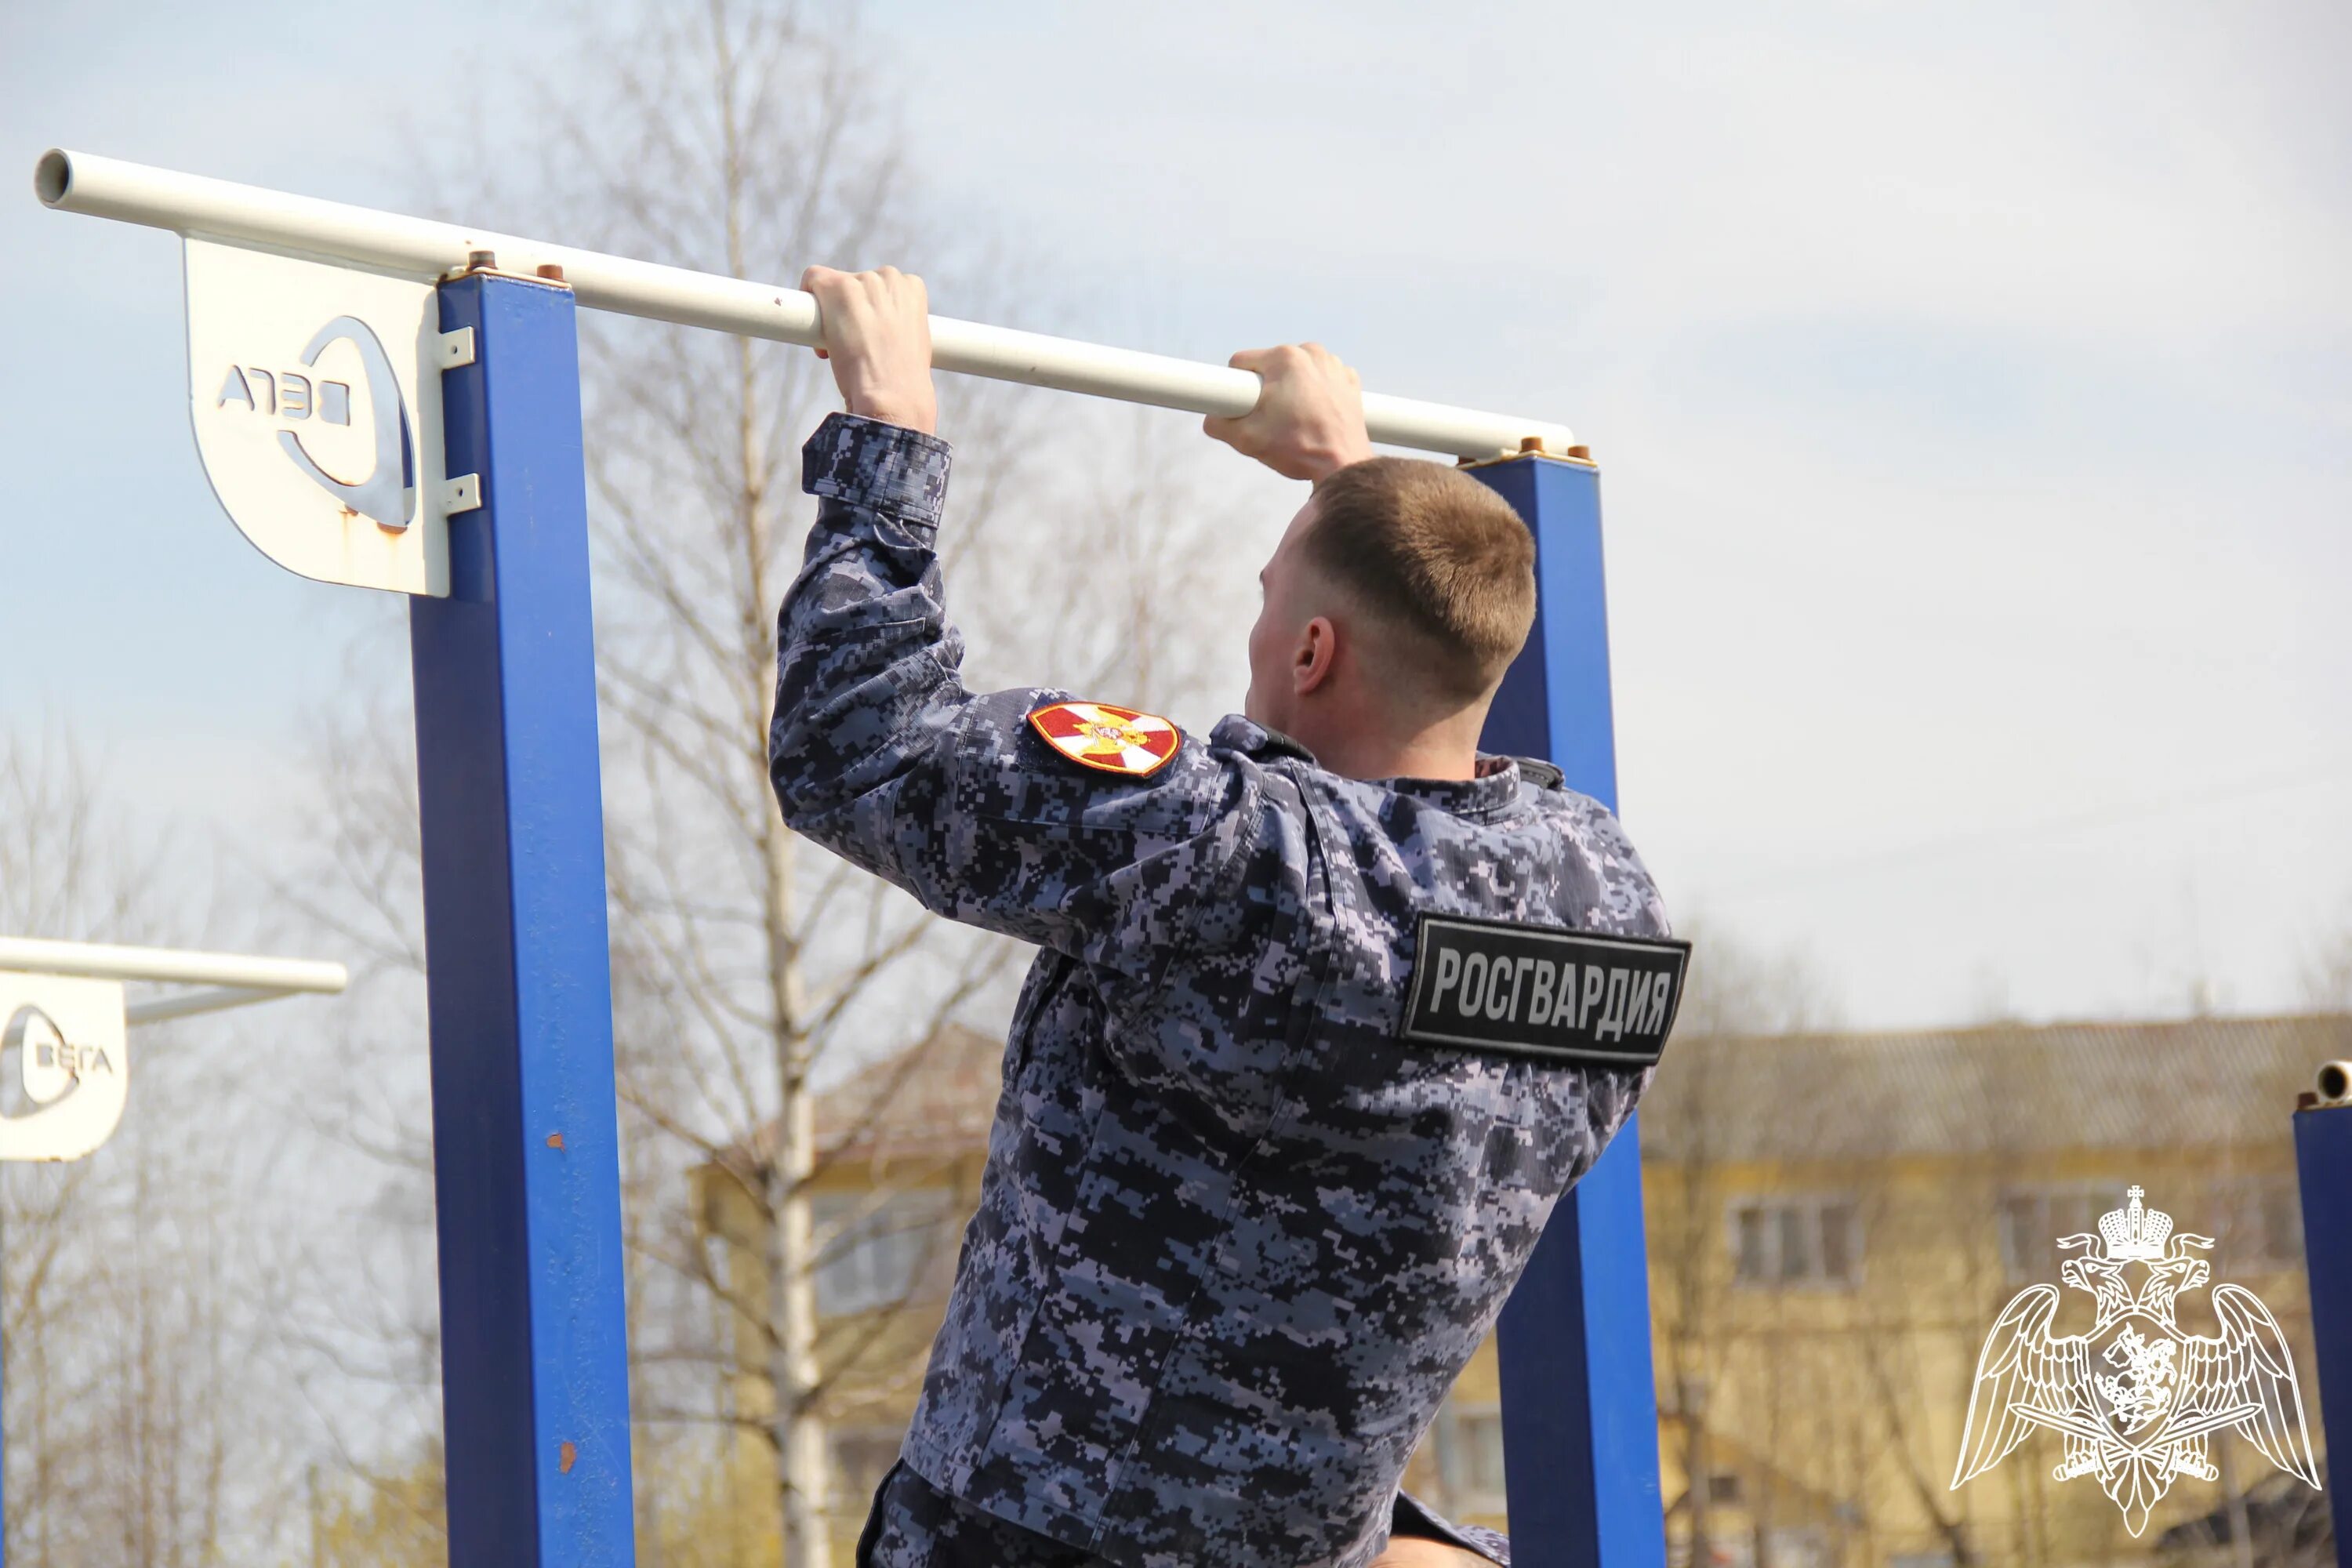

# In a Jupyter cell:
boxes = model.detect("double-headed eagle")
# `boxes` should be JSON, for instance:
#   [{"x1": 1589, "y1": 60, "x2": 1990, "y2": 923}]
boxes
[{"x1": 1951, "y1": 1187, "x2": 2321, "y2": 1536}]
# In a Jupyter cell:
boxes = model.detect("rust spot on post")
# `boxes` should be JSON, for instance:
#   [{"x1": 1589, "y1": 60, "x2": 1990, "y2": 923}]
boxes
[
  {"x1": 546, "y1": 1131, "x2": 564, "y2": 1149},
  {"x1": 559, "y1": 1440, "x2": 577, "y2": 1474}
]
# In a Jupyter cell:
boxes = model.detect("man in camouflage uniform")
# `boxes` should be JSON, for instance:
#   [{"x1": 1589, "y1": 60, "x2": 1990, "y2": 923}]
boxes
[{"x1": 771, "y1": 267, "x2": 1681, "y2": 1568}]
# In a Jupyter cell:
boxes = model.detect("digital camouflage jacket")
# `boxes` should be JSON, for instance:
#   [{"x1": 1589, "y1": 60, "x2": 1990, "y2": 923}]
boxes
[{"x1": 771, "y1": 413, "x2": 1674, "y2": 1568}]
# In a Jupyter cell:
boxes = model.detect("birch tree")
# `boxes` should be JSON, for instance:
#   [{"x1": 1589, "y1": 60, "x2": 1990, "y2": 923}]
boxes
[
  {"x1": 438, "y1": 4, "x2": 1261, "y2": 1559},
  {"x1": 492, "y1": 9, "x2": 1019, "y2": 1559},
  {"x1": 0, "y1": 731, "x2": 311, "y2": 1566}
]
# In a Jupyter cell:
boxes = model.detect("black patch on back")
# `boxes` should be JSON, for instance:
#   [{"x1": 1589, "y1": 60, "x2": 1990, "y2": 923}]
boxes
[{"x1": 1399, "y1": 913, "x2": 1689, "y2": 1068}]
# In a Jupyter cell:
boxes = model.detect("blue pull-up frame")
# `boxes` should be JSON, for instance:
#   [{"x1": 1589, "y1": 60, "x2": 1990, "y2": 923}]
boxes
[
  {"x1": 392, "y1": 281, "x2": 1664, "y2": 1566},
  {"x1": 2292, "y1": 1102, "x2": 2352, "y2": 1568},
  {"x1": 409, "y1": 269, "x2": 637, "y2": 1563},
  {"x1": 1473, "y1": 456, "x2": 1667, "y2": 1568}
]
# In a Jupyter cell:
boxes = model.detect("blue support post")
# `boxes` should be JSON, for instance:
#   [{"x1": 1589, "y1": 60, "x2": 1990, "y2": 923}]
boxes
[
  {"x1": 410, "y1": 268, "x2": 636, "y2": 1566},
  {"x1": 2292, "y1": 1102, "x2": 2351, "y2": 1568},
  {"x1": 1469, "y1": 454, "x2": 1665, "y2": 1568}
]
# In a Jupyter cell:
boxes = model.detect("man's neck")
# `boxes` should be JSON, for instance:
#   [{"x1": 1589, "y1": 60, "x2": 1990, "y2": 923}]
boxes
[{"x1": 1287, "y1": 711, "x2": 1487, "y2": 783}]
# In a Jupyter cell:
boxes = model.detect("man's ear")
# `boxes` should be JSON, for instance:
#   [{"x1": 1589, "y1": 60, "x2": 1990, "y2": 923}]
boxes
[{"x1": 1294, "y1": 615, "x2": 1338, "y2": 695}]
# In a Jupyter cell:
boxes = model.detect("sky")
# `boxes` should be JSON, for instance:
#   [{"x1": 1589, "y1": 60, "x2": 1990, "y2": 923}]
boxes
[{"x1": 2, "y1": 0, "x2": 2348, "y2": 1029}]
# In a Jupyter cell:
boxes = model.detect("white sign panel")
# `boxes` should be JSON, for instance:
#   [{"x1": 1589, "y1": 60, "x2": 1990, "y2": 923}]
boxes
[
  {"x1": 183, "y1": 238, "x2": 453, "y2": 596},
  {"x1": 0, "y1": 974, "x2": 129, "y2": 1162}
]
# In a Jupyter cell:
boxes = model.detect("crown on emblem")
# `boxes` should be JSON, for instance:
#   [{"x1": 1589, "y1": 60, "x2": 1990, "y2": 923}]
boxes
[{"x1": 2098, "y1": 1186, "x2": 2173, "y2": 1261}]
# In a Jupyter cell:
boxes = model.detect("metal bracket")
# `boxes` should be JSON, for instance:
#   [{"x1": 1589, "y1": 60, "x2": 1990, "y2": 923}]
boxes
[{"x1": 435, "y1": 330, "x2": 481, "y2": 517}]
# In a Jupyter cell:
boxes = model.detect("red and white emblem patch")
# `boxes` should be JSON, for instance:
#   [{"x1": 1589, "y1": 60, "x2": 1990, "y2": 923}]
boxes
[{"x1": 1027, "y1": 701, "x2": 1182, "y2": 778}]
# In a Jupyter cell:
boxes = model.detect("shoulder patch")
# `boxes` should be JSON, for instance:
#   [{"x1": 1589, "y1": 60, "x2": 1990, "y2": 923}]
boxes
[
  {"x1": 1399, "y1": 913, "x2": 1690, "y2": 1068},
  {"x1": 1027, "y1": 700, "x2": 1182, "y2": 778}
]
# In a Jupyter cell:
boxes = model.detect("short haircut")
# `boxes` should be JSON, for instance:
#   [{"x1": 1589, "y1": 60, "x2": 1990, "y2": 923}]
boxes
[{"x1": 1301, "y1": 457, "x2": 1537, "y2": 702}]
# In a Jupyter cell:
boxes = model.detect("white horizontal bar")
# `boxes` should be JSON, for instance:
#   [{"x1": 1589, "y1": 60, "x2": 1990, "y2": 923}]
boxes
[
  {"x1": 0, "y1": 937, "x2": 347, "y2": 996},
  {"x1": 125, "y1": 985, "x2": 297, "y2": 1027},
  {"x1": 34, "y1": 148, "x2": 1575, "y2": 461}
]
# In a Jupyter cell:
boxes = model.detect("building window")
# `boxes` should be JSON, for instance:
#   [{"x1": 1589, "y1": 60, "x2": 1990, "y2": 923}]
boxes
[
  {"x1": 829, "y1": 1425, "x2": 906, "y2": 1512},
  {"x1": 2208, "y1": 1175, "x2": 2305, "y2": 1268},
  {"x1": 1764, "y1": 1529, "x2": 1833, "y2": 1568},
  {"x1": 1999, "y1": 1180, "x2": 2303, "y2": 1283},
  {"x1": 1728, "y1": 1198, "x2": 1861, "y2": 1287},
  {"x1": 811, "y1": 1191, "x2": 956, "y2": 1316},
  {"x1": 1462, "y1": 1406, "x2": 1507, "y2": 1501},
  {"x1": 1998, "y1": 1186, "x2": 2120, "y2": 1284},
  {"x1": 1736, "y1": 1207, "x2": 1769, "y2": 1282},
  {"x1": 1436, "y1": 1402, "x2": 1508, "y2": 1514},
  {"x1": 1706, "y1": 1471, "x2": 1743, "y2": 1505},
  {"x1": 1819, "y1": 1202, "x2": 1856, "y2": 1279}
]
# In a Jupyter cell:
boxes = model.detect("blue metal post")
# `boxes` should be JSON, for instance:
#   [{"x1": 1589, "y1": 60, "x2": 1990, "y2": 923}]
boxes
[
  {"x1": 410, "y1": 268, "x2": 636, "y2": 1566},
  {"x1": 2292, "y1": 1102, "x2": 2351, "y2": 1568},
  {"x1": 1470, "y1": 454, "x2": 1664, "y2": 1568}
]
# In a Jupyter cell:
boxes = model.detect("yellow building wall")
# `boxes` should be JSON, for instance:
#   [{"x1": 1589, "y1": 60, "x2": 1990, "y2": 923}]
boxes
[{"x1": 1642, "y1": 1145, "x2": 2317, "y2": 1568}]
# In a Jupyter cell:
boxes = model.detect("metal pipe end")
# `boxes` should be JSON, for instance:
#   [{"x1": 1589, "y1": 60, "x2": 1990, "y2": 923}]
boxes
[
  {"x1": 34, "y1": 149, "x2": 71, "y2": 207},
  {"x1": 2320, "y1": 1060, "x2": 2352, "y2": 1107}
]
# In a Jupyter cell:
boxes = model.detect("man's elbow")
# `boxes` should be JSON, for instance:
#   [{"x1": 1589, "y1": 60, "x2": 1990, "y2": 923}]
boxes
[
  {"x1": 767, "y1": 739, "x2": 829, "y2": 834},
  {"x1": 766, "y1": 706, "x2": 827, "y2": 830}
]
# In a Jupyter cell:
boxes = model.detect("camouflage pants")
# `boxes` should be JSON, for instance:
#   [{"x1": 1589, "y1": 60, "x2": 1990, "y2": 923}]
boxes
[{"x1": 855, "y1": 1460, "x2": 1511, "y2": 1567}]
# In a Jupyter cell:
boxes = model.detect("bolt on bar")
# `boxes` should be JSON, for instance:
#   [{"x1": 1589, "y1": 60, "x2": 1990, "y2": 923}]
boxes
[{"x1": 35, "y1": 148, "x2": 1574, "y2": 460}]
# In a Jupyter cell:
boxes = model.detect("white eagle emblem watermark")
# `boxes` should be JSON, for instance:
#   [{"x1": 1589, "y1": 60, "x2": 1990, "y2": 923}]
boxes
[{"x1": 1951, "y1": 1186, "x2": 2321, "y2": 1535}]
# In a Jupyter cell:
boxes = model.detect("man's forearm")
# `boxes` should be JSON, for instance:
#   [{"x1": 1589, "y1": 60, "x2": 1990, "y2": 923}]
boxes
[{"x1": 769, "y1": 413, "x2": 961, "y2": 840}]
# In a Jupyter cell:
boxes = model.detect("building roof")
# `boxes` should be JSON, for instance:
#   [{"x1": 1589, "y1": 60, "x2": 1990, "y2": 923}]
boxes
[
  {"x1": 814, "y1": 1022, "x2": 1003, "y2": 1164},
  {"x1": 1640, "y1": 1014, "x2": 2352, "y2": 1164}
]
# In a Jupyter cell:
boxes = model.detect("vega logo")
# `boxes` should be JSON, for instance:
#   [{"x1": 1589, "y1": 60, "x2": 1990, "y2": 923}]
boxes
[
  {"x1": 6, "y1": 1002, "x2": 118, "y2": 1102},
  {"x1": 210, "y1": 315, "x2": 416, "y2": 532},
  {"x1": 182, "y1": 238, "x2": 452, "y2": 596},
  {"x1": 0, "y1": 975, "x2": 129, "y2": 1163}
]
